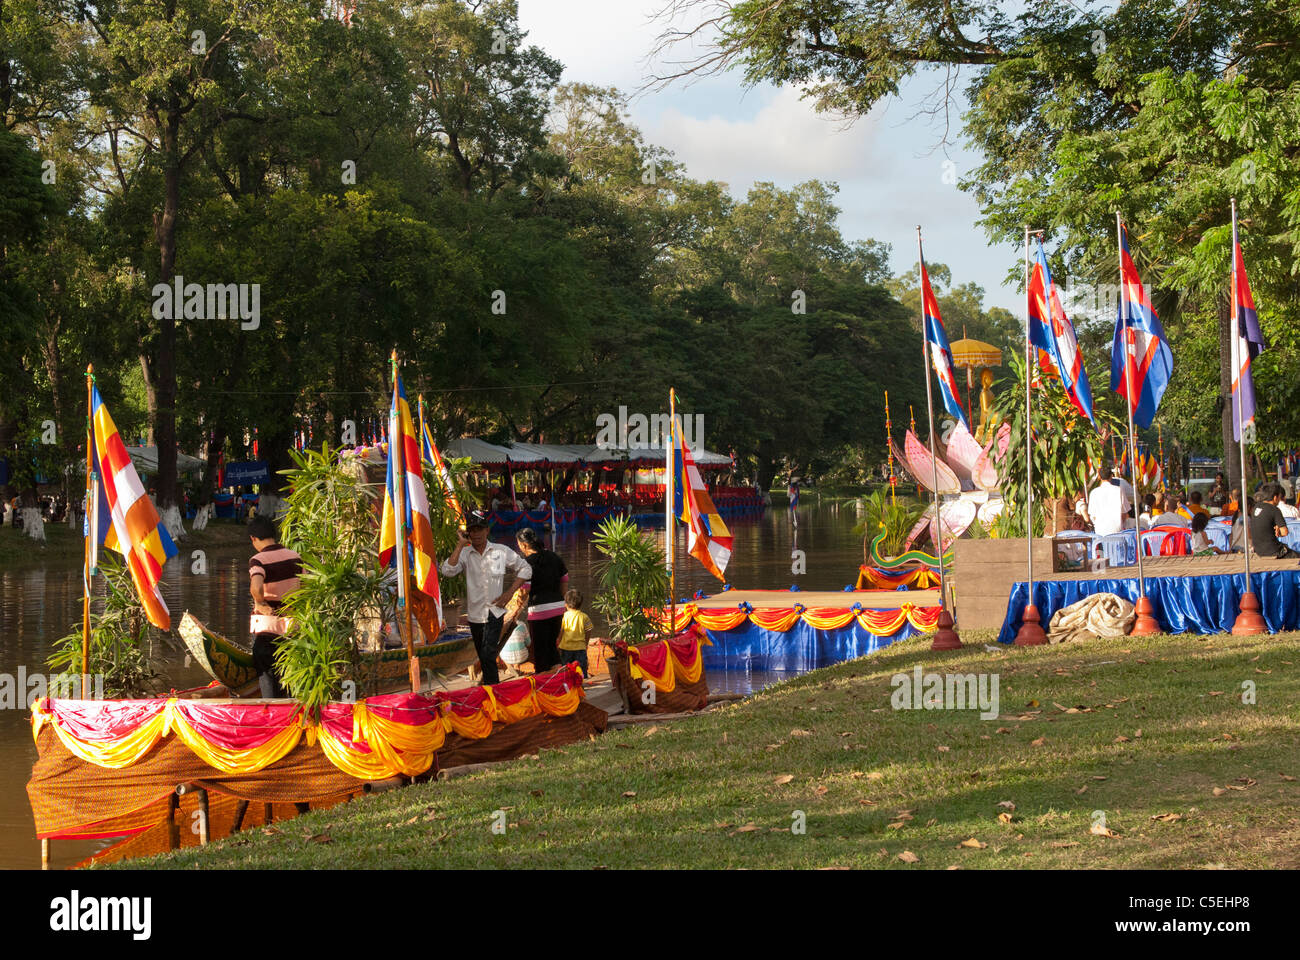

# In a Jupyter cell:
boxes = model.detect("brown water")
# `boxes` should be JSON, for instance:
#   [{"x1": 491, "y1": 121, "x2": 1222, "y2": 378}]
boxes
[{"x1": 0, "y1": 500, "x2": 867, "y2": 869}]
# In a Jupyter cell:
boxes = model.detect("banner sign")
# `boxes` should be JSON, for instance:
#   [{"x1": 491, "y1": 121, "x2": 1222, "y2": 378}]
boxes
[{"x1": 223, "y1": 461, "x2": 269, "y2": 487}]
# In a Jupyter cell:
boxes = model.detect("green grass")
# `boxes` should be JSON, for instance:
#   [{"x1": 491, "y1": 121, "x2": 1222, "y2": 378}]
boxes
[{"x1": 123, "y1": 628, "x2": 1300, "y2": 870}]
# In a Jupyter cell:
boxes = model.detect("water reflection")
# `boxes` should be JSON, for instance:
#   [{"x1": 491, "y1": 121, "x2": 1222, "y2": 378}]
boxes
[{"x1": 0, "y1": 500, "x2": 865, "y2": 867}]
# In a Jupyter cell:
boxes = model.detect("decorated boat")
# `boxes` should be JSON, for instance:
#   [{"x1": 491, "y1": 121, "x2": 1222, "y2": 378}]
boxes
[{"x1": 178, "y1": 612, "x2": 476, "y2": 694}]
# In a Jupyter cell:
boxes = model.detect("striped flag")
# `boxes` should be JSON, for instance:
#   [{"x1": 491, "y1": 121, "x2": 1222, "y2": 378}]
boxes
[
  {"x1": 89, "y1": 384, "x2": 178, "y2": 629},
  {"x1": 1230, "y1": 219, "x2": 1265, "y2": 442},
  {"x1": 1110, "y1": 221, "x2": 1173, "y2": 428},
  {"x1": 672, "y1": 417, "x2": 731, "y2": 581},
  {"x1": 379, "y1": 374, "x2": 442, "y2": 624},
  {"x1": 1028, "y1": 238, "x2": 1096, "y2": 426},
  {"x1": 920, "y1": 258, "x2": 970, "y2": 431},
  {"x1": 418, "y1": 400, "x2": 463, "y2": 522}
]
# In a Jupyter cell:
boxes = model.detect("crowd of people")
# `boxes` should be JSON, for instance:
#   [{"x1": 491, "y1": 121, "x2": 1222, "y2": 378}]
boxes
[{"x1": 1064, "y1": 468, "x2": 1300, "y2": 560}]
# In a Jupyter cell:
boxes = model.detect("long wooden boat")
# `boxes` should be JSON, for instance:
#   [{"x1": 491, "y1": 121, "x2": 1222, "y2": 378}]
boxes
[{"x1": 178, "y1": 611, "x2": 477, "y2": 694}]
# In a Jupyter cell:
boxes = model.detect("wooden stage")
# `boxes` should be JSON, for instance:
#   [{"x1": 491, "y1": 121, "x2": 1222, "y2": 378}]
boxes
[{"x1": 693, "y1": 589, "x2": 941, "y2": 611}]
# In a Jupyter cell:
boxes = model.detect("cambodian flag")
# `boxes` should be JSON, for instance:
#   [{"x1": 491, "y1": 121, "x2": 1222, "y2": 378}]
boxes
[
  {"x1": 1028, "y1": 239, "x2": 1096, "y2": 427},
  {"x1": 1230, "y1": 223, "x2": 1265, "y2": 441},
  {"x1": 921, "y1": 258, "x2": 970, "y2": 432},
  {"x1": 1110, "y1": 221, "x2": 1173, "y2": 428}
]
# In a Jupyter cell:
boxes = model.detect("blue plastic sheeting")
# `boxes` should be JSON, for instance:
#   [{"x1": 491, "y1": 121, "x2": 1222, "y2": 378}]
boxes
[
  {"x1": 996, "y1": 568, "x2": 1300, "y2": 644},
  {"x1": 700, "y1": 618, "x2": 925, "y2": 673}
]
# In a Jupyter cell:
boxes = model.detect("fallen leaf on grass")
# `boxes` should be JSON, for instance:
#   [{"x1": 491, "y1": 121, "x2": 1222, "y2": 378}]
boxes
[
  {"x1": 774, "y1": 774, "x2": 794, "y2": 785},
  {"x1": 813, "y1": 785, "x2": 829, "y2": 797},
  {"x1": 643, "y1": 726, "x2": 659, "y2": 736},
  {"x1": 1093, "y1": 776, "x2": 1108, "y2": 781},
  {"x1": 309, "y1": 833, "x2": 332, "y2": 844},
  {"x1": 622, "y1": 791, "x2": 637, "y2": 798},
  {"x1": 1052, "y1": 702, "x2": 1068, "y2": 712},
  {"x1": 894, "y1": 810, "x2": 914, "y2": 820},
  {"x1": 1281, "y1": 775, "x2": 1297, "y2": 782},
  {"x1": 1030, "y1": 737, "x2": 1046, "y2": 747},
  {"x1": 898, "y1": 850, "x2": 920, "y2": 863},
  {"x1": 946, "y1": 864, "x2": 962, "y2": 870},
  {"x1": 1076, "y1": 786, "x2": 1088, "y2": 795},
  {"x1": 1209, "y1": 691, "x2": 1224, "y2": 697},
  {"x1": 937, "y1": 745, "x2": 950, "y2": 752},
  {"x1": 262, "y1": 827, "x2": 281, "y2": 836},
  {"x1": 1212, "y1": 787, "x2": 1228, "y2": 797},
  {"x1": 1090, "y1": 823, "x2": 1121, "y2": 838},
  {"x1": 888, "y1": 821, "x2": 906, "y2": 830},
  {"x1": 614, "y1": 743, "x2": 635, "y2": 750},
  {"x1": 530, "y1": 789, "x2": 544, "y2": 797},
  {"x1": 866, "y1": 772, "x2": 884, "y2": 781},
  {"x1": 858, "y1": 799, "x2": 876, "y2": 806},
  {"x1": 729, "y1": 823, "x2": 759, "y2": 836},
  {"x1": 959, "y1": 838, "x2": 987, "y2": 849},
  {"x1": 790, "y1": 729, "x2": 813, "y2": 737},
  {"x1": 996, "y1": 800, "x2": 1016, "y2": 811},
  {"x1": 1134, "y1": 729, "x2": 1143, "y2": 739},
  {"x1": 1114, "y1": 735, "x2": 1130, "y2": 743},
  {"x1": 1026, "y1": 699, "x2": 1040, "y2": 708},
  {"x1": 1150, "y1": 813, "x2": 1182, "y2": 822},
  {"x1": 997, "y1": 813, "x2": 1014, "y2": 825},
  {"x1": 996, "y1": 727, "x2": 1011, "y2": 734},
  {"x1": 1050, "y1": 841, "x2": 1079, "y2": 848}
]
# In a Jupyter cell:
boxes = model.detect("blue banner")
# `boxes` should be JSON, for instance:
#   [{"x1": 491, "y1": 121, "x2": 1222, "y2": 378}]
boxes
[{"x1": 223, "y1": 460, "x2": 269, "y2": 487}]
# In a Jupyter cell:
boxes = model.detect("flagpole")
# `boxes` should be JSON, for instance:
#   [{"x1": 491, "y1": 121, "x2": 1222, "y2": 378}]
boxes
[
  {"x1": 1117, "y1": 214, "x2": 1160, "y2": 635},
  {"x1": 666, "y1": 389, "x2": 676, "y2": 639},
  {"x1": 81, "y1": 361, "x2": 94, "y2": 692},
  {"x1": 390, "y1": 351, "x2": 418, "y2": 692},
  {"x1": 1015, "y1": 227, "x2": 1048, "y2": 644},
  {"x1": 1229, "y1": 197, "x2": 1266, "y2": 634},
  {"x1": 917, "y1": 228, "x2": 960, "y2": 649}
]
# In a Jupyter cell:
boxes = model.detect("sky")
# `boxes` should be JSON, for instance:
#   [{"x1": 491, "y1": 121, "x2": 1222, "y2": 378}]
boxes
[{"x1": 517, "y1": 0, "x2": 1025, "y2": 313}]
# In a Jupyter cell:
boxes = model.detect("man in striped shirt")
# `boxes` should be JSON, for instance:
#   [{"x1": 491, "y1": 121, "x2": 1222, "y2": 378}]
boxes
[{"x1": 248, "y1": 516, "x2": 302, "y2": 697}]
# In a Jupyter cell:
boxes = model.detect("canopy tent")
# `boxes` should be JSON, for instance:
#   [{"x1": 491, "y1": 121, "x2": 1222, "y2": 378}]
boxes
[
  {"x1": 365, "y1": 439, "x2": 734, "y2": 472},
  {"x1": 442, "y1": 438, "x2": 514, "y2": 465},
  {"x1": 125, "y1": 446, "x2": 205, "y2": 477}
]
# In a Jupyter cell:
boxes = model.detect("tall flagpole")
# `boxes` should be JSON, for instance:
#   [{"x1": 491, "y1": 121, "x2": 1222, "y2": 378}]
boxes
[
  {"x1": 1230, "y1": 197, "x2": 1266, "y2": 634},
  {"x1": 1117, "y1": 214, "x2": 1159, "y2": 635},
  {"x1": 916, "y1": 228, "x2": 960, "y2": 649},
  {"x1": 1015, "y1": 227, "x2": 1048, "y2": 644},
  {"x1": 82, "y1": 365, "x2": 95, "y2": 697},
  {"x1": 665, "y1": 388, "x2": 676, "y2": 638},
  {"x1": 390, "y1": 351, "x2": 418, "y2": 691}
]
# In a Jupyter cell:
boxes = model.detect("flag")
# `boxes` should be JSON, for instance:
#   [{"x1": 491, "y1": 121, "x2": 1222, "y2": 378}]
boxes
[
  {"x1": 1111, "y1": 221, "x2": 1173, "y2": 428},
  {"x1": 378, "y1": 373, "x2": 442, "y2": 623},
  {"x1": 1028, "y1": 239, "x2": 1096, "y2": 426},
  {"x1": 920, "y1": 259, "x2": 970, "y2": 431},
  {"x1": 671, "y1": 418, "x2": 731, "y2": 581},
  {"x1": 418, "y1": 406, "x2": 463, "y2": 522},
  {"x1": 1230, "y1": 224, "x2": 1265, "y2": 441},
  {"x1": 89, "y1": 384, "x2": 178, "y2": 629}
]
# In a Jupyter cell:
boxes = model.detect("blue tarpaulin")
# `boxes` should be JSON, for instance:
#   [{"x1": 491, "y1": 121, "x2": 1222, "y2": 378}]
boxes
[
  {"x1": 997, "y1": 568, "x2": 1300, "y2": 644},
  {"x1": 700, "y1": 619, "x2": 927, "y2": 673}
]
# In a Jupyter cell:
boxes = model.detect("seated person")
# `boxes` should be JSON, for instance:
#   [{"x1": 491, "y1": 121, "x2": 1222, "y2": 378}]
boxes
[
  {"x1": 1224, "y1": 488, "x2": 1242, "y2": 518},
  {"x1": 1138, "y1": 493, "x2": 1157, "y2": 529},
  {"x1": 1185, "y1": 491, "x2": 1210, "y2": 517},
  {"x1": 1189, "y1": 512, "x2": 1226, "y2": 556},
  {"x1": 1249, "y1": 483, "x2": 1296, "y2": 559},
  {"x1": 1149, "y1": 495, "x2": 1189, "y2": 528},
  {"x1": 1279, "y1": 493, "x2": 1300, "y2": 521}
]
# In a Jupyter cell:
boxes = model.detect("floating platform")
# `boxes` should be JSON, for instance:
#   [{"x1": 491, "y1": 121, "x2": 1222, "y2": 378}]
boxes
[{"x1": 661, "y1": 589, "x2": 941, "y2": 672}]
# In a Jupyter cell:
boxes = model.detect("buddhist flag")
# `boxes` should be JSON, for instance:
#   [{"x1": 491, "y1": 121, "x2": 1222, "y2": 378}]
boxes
[
  {"x1": 920, "y1": 257, "x2": 970, "y2": 432},
  {"x1": 672, "y1": 418, "x2": 731, "y2": 581},
  {"x1": 1230, "y1": 219, "x2": 1265, "y2": 442},
  {"x1": 1028, "y1": 238, "x2": 1096, "y2": 426},
  {"x1": 379, "y1": 373, "x2": 442, "y2": 622},
  {"x1": 419, "y1": 409, "x2": 463, "y2": 522},
  {"x1": 1110, "y1": 221, "x2": 1173, "y2": 428},
  {"x1": 89, "y1": 384, "x2": 178, "y2": 629}
]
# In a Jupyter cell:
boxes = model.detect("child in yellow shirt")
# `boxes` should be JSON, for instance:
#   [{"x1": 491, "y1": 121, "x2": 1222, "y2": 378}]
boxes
[{"x1": 557, "y1": 589, "x2": 594, "y2": 676}]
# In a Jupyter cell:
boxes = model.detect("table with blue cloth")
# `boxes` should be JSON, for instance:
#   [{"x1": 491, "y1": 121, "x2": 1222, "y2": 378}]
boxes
[{"x1": 997, "y1": 567, "x2": 1300, "y2": 643}]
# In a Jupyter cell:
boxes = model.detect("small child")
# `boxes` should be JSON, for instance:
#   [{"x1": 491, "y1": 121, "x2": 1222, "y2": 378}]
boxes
[
  {"x1": 1189, "y1": 512, "x2": 1225, "y2": 556},
  {"x1": 557, "y1": 588, "x2": 594, "y2": 676}
]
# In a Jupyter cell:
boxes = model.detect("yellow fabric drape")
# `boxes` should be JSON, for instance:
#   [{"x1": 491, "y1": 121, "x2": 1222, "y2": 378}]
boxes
[
  {"x1": 167, "y1": 704, "x2": 304, "y2": 774},
  {"x1": 34, "y1": 700, "x2": 170, "y2": 770}
]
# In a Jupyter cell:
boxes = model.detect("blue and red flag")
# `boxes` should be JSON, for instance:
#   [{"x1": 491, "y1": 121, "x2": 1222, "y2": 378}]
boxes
[
  {"x1": 1110, "y1": 221, "x2": 1173, "y2": 428},
  {"x1": 1230, "y1": 222, "x2": 1265, "y2": 441},
  {"x1": 1028, "y1": 239, "x2": 1096, "y2": 427},
  {"x1": 920, "y1": 258, "x2": 970, "y2": 432}
]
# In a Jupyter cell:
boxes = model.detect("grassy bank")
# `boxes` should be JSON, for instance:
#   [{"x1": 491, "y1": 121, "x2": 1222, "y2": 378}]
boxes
[
  {"x1": 0, "y1": 519, "x2": 253, "y2": 570},
  {"x1": 125, "y1": 628, "x2": 1300, "y2": 870}
]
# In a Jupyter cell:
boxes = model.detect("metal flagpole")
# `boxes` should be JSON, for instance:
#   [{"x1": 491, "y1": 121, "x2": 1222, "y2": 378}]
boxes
[
  {"x1": 1015, "y1": 227, "x2": 1048, "y2": 644},
  {"x1": 916, "y1": 228, "x2": 960, "y2": 649},
  {"x1": 665, "y1": 389, "x2": 676, "y2": 639},
  {"x1": 390, "y1": 351, "x2": 418, "y2": 692},
  {"x1": 1117, "y1": 214, "x2": 1159, "y2": 634},
  {"x1": 1230, "y1": 197, "x2": 1265, "y2": 634},
  {"x1": 83, "y1": 365, "x2": 95, "y2": 697}
]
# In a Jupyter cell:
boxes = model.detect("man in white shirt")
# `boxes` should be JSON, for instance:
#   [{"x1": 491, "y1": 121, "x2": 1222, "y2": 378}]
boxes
[
  {"x1": 1087, "y1": 466, "x2": 1131, "y2": 537},
  {"x1": 439, "y1": 512, "x2": 531, "y2": 684}
]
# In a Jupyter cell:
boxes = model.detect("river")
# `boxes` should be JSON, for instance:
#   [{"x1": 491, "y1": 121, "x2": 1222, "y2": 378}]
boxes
[{"x1": 0, "y1": 499, "x2": 868, "y2": 869}]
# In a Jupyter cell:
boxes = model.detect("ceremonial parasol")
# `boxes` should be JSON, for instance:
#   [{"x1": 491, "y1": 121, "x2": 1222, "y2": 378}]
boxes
[{"x1": 948, "y1": 328, "x2": 1002, "y2": 423}]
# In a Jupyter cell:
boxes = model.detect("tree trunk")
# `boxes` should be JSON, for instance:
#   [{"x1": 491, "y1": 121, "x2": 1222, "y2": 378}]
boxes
[
  {"x1": 151, "y1": 95, "x2": 182, "y2": 536},
  {"x1": 1219, "y1": 295, "x2": 1241, "y2": 493}
]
